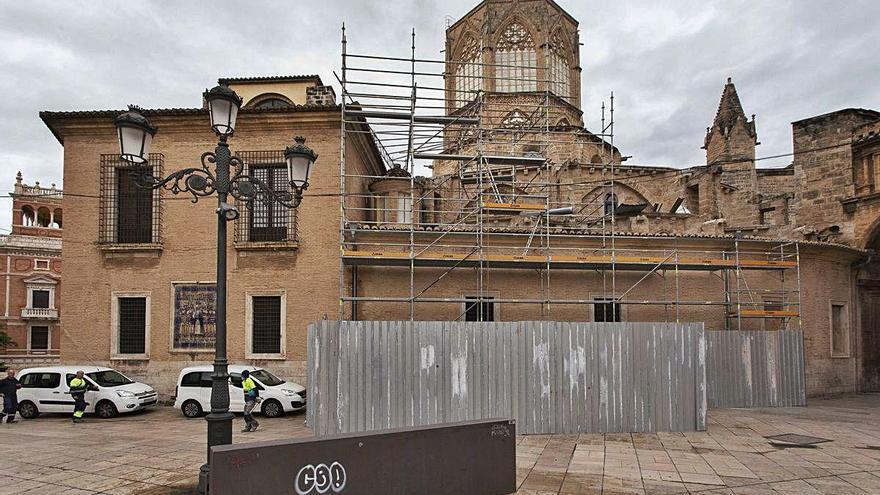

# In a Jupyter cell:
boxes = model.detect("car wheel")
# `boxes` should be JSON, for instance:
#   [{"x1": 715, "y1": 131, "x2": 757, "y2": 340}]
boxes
[
  {"x1": 95, "y1": 400, "x2": 118, "y2": 419},
  {"x1": 18, "y1": 401, "x2": 39, "y2": 419},
  {"x1": 182, "y1": 400, "x2": 203, "y2": 418},
  {"x1": 261, "y1": 399, "x2": 283, "y2": 418}
]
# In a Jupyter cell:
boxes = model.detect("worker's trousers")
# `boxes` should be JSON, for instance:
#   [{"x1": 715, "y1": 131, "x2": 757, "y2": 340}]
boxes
[{"x1": 243, "y1": 399, "x2": 258, "y2": 428}]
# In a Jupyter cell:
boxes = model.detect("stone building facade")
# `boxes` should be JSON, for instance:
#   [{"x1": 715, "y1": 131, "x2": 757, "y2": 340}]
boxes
[
  {"x1": 42, "y1": 0, "x2": 880, "y2": 399},
  {"x1": 0, "y1": 173, "x2": 62, "y2": 367},
  {"x1": 41, "y1": 76, "x2": 381, "y2": 394}
]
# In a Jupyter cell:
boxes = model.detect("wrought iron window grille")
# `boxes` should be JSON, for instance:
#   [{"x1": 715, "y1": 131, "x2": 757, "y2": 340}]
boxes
[
  {"x1": 99, "y1": 153, "x2": 164, "y2": 244},
  {"x1": 234, "y1": 150, "x2": 298, "y2": 244},
  {"x1": 117, "y1": 297, "x2": 147, "y2": 355},
  {"x1": 251, "y1": 295, "x2": 282, "y2": 354}
]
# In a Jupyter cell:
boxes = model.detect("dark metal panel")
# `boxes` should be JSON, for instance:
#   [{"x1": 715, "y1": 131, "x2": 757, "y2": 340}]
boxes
[{"x1": 211, "y1": 419, "x2": 516, "y2": 495}]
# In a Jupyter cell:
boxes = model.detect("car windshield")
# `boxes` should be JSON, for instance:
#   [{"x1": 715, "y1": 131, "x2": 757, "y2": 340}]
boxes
[
  {"x1": 86, "y1": 370, "x2": 134, "y2": 387},
  {"x1": 250, "y1": 369, "x2": 284, "y2": 386}
]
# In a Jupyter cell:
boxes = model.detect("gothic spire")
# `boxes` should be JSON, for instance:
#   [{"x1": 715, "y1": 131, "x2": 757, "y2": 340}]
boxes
[{"x1": 711, "y1": 77, "x2": 756, "y2": 139}]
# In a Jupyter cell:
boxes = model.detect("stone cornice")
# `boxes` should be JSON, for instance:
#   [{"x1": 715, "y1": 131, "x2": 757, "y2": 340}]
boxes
[
  {"x1": 40, "y1": 105, "x2": 342, "y2": 144},
  {"x1": 0, "y1": 234, "x2": 61, "y2": 252}
]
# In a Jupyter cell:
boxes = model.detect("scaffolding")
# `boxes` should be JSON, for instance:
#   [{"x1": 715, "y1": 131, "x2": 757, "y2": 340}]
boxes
[{"x1": 337, "y1": 25, "x2": 802, "y2": 331}]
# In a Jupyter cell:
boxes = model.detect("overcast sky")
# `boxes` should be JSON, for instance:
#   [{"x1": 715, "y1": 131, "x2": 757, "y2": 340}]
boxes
[{"x1": 1, "y1": 0, "x2": 878, "y2": 230}]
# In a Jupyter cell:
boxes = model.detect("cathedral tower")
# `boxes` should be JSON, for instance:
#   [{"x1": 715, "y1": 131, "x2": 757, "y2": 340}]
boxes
[
  {"x1": 445, "y1": 0, "x2": 582, "y2": 113},
  {"x1": 435, "y1": 0, "x2": 621, "y2": 175}
]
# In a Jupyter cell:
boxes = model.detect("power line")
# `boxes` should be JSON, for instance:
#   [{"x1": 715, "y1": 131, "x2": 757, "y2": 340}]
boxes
[{"x1": 0, "y1": 139, "x2": 846, "y2": 205}]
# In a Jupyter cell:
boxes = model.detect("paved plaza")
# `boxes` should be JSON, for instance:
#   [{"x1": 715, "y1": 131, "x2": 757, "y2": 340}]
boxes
[{"x1": 0, "y1": 395, "x2": 879, "y2": 494}]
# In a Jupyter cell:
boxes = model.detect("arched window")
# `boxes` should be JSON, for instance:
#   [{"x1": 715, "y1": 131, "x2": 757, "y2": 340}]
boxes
[
  {"x1": 37, "y1": 207, "x2": 51, "y2": 227},
  {"x1": 548, "y1": 30, "x2": 570, "y2": 101},
  {"x1": 51, "y1": 208, "x2": 62, "y2": 228},
  {"x1": 252, "y1": 98, "x2": 292, "y2": 109},
  {"x1": 454, "y1": 36, "x2": 481, "y2": 109},
  {"x1": 495, "y1": 22, "x2": 536, "y2": 92},
  {"x1": 604, "y1": 193, "x2": 618, "y2": 215},
  {"x1": 590, "y1": 154, "x2": 604, "y2": 164},
  {"x1": 21, "y1": 205, "x2": 35, "y2": 226}
]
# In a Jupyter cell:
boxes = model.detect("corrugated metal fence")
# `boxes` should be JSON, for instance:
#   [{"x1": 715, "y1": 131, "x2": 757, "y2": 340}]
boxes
[
  {"x1": 307, "y1": 321, "x2": 707, "y2": 435},
  {"x1": 705, "y1": 330, "x2": 806, "y2": 408}
]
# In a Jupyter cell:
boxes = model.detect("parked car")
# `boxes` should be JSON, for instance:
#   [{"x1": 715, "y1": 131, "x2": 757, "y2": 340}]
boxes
[
  {"x1": 15, "y1": 366, "x2": 158, "y2": 419},
  {"x1": 172, "y1": 365, "x2": 306, "y2": 419}
]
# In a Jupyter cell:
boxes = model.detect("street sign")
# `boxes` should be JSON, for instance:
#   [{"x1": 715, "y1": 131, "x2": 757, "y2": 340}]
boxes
[{"x1": 210, "y1": 418, "x2": 516, "y2": 495}]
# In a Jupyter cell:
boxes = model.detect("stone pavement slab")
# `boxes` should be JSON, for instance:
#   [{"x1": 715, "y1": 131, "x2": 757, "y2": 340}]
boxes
[{"x1": 1, "y1": 395, "x2": 880, "y2": 493}]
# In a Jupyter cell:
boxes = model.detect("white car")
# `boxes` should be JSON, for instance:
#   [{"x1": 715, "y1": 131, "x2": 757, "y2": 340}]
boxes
[
  {"x1": 15, "y1": 366, "x2": 158, "y2": 419},
  {"x1": 172, "y1": 365, "x2": 306, "y2": 419}
]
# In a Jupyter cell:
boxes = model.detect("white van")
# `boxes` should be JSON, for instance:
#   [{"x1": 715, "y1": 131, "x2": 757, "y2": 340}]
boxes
[
  {"x1": 15, "y1": 366, "x2": 158, "y2": 419},
  {"x1": 172, "y1": 365, "x2": 305, "y2": 418}
]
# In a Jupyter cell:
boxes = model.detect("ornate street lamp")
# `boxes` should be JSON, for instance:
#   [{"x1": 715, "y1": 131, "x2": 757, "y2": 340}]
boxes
[
  {"x1": 205, "y1": 85, "x2": 241, "y2": 138},
  {"x1": 115, "y1": 105, "x2": 157, "y2": 164},
  {"x1": 115, "y1": 86, "x2": 317, "y2": 494},
  {"x1": 285, "y1": 135, "x2": 319, "y2": 202}
]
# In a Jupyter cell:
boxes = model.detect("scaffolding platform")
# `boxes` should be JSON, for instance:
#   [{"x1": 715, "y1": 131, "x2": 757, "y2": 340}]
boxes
[
  {"x1": 480, "y1": 202, "x2": 547, "y2": 213},
  {"x1": 342, "y1": 250, "x2": 797, "y2": 272},
  {"x1": 731, "y1": 309, "x2": 801, "y2": 318}
]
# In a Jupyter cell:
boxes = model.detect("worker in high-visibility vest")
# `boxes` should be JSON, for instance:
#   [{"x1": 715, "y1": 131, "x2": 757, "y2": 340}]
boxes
[
  {"x1": 69, "y1": 371, "x2": 90, "y2": 423},
  {"x1": 240, "y1": 370, "x2": 260, "y2": 433}
]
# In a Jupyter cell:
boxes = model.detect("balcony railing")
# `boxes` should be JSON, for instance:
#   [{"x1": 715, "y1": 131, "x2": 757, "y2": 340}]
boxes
[
  {"x1": 21, "y1": 307, "x2": 59, "y2": 319},
  {"x1": 15, "y1": 182, "x2": 63, "y2": 199}
]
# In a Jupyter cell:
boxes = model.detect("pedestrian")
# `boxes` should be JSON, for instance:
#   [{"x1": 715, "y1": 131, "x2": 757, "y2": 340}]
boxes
[
  {"x1": 0, "y1": 369, "x2": 22, "y2": 424},
  {"x1": 240, "y1": 370, "x2": 260, "y2": 433},
  {"x1": 69, "y1": 370, "x2": 90, "y2": 423}
]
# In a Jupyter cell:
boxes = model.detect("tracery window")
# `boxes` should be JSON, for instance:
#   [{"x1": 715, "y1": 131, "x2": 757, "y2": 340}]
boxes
[
  {"x1": 495, "y1": 23, "x2": 536, "y2": 92},
  {"x1": 454, "y1": 36, "x2": 481, "y2": 109},
  {"x1": 548, "y1": 31, "x2": 570, "y2": 101}
]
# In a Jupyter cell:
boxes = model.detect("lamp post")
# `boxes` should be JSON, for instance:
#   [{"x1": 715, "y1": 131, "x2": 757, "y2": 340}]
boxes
[{"x1": 115, "y1": 86, "x2": 317, "y2": 494}]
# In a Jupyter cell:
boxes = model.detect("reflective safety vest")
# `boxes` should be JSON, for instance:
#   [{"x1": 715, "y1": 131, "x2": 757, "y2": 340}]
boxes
[
  {"x1": 242, "y1": 377, "x2": 257, "y2": 399},
  {"x1": 70, "y1": 378, "x2": 87, "y2": 395}
]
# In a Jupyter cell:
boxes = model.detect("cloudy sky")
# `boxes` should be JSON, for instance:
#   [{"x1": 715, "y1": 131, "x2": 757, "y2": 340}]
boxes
[{"x1": 1, "y1": 0, "x2": 878, "y2": 229}]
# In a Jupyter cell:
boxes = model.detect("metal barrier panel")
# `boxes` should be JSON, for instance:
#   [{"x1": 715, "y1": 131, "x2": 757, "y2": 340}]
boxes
[
  {"x1": 308, "y1": 321, "x2": 707, "y2": 435},
  {"x1": 210, "y1": 419, "x2": 516, "y2": 495},
  {"x1": 705, "y1": 330, "x2": 806, "y2": 408}
]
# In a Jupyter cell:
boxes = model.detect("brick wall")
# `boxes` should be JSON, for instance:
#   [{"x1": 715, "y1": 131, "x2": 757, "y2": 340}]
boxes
[
  {"x1": 350, "y1": 235, "x2": 860, "y2": 397},
  {"x1": 54, "y1": 108, "x2": 376, "y2": 398}
]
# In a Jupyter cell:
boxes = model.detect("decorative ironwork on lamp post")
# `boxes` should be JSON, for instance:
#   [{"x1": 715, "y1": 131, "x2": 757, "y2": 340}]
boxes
[{"x1": 115, "y1": 86, "x2": 317, "y2": 495}]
